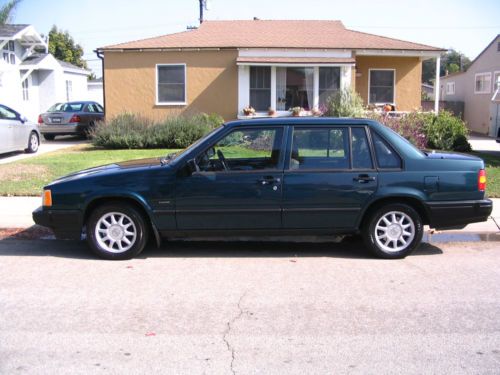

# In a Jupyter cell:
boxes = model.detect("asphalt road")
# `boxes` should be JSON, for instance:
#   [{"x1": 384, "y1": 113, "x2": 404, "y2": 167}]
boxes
[{"x1": 1, "y1": 239, "x2": 499, "y2": 374}]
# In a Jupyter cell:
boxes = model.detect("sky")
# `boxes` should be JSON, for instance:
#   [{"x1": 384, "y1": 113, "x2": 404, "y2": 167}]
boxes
[{"x1": 11, "y1": 0, "x2": 500, "y2": 77}]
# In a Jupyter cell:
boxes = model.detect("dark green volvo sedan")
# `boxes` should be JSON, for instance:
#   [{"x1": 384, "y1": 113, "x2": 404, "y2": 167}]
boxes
[{"x1": 33, "y1": 118, "x2": 492, "y2": 260}]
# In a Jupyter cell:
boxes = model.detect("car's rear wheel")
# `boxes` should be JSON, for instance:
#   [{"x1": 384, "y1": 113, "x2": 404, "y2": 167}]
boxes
[
  {"x1": 43, "y1": 134, "x2": 55, "y2": 141},
  {"x1": 363, "y1": 203, "x2": 423, "y2": 259},
  {"x1": 87, "y1": 203, "x2": 149, "y2": 260},
  {"x1": 26, "y1": 132, "x2": 39, "y2": 153}
]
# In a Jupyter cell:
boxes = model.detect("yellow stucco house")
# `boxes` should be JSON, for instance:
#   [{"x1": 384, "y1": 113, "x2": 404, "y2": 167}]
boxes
[{"x1": 97, "y1": 20, "x2": 445, "y2": 120}]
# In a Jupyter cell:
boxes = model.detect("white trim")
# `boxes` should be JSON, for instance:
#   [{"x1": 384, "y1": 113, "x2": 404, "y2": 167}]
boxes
[
  {"x1": 368, "y1": 68, "x2": 396, "y2": 105},
  {"x1": 238, "y1": 65, "x2": 250, "y2": 113},
  {"x1": 313, "y1": 66, "x2": 319, "y2": 109},
  {"x1": 474, "y1": 72, "x2": 492, "y2": 94},
  {"x1": 155, "y1": 63, "x2": 187, "y2": 106},
  {"x1": 434, "y1": 56, "x2": 440, "y2": 113},
  {"x1": 493, "y1": 70, "x2": 500, "y2": 92},
  {"x1": 355, "y1": 49, "x2": 442, "y2": 58},
  {"x1": 270, "y1": 66, "x2": 276, "y2": 111},
  {"x1": 236, "y1": 62, "x2": 354, "y2": 67},
  {"x1": 445, "y1": 81, "x2": 455, "y2": 95},
  {"x1": 238, "y1": 49, "x2": 352, "y2": 58}
]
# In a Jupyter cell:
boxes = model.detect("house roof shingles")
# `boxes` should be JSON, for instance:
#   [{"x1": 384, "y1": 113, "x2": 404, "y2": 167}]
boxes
[
  {"x1": 0, "y1": 24, "x2": 29, "y2": 38},
  {"x1": 101, "y1": 20, "x2": 443, "y2": 51}
]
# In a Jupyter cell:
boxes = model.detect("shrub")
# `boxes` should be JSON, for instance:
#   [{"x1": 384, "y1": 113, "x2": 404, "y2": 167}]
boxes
[
  {"x1": 424, "y1": 111, "x2": 471, "y2": 152},
  {"x1": 324, "y1": 88, "x2": 365, "y2": 118},
  {"x1": 92, "y1": 112, "x2": 224, "y2": 149}
]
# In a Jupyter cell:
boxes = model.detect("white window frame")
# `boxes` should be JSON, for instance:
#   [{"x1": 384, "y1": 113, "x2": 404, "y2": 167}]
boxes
[
  {"x1": 493, "y1": 71, "x2": 500, "y2": 92},
  {"x1": 474, "y1": 72, "x2": 492, "y2": 94},
  {"x1": 65, "y1": 80, "x2": 72, "y2": 101},
  {"x1": 22, "y1": 78, "x2": 29, "y2": 101},
  {"x1": 445, "y1": 82, "x2": 455, "y2": 95},
  {"x1": 368, "y1": 68, "x2": 396, "y2": 105},
  {"x1": 155, "y1": 63, "x2": 187, "y2": 106}
]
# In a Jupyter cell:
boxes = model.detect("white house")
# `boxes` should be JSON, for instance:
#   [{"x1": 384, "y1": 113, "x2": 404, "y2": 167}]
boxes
[
  {"x1": 440, "y1": 34, "x2": 500, "y2": 136},
  {"x1": 0, "y1": 24, "x2": 90, "y2": 122}
]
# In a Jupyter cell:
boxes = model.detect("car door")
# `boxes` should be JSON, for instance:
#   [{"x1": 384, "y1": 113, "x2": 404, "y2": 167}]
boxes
[
  {"x1": 175, "y1": 126, "x2": 285, "y2": 230},
  {"x1": 11, "y1": 116, "x2": 30, "y2": 151},
  {"x1": 0, "y1": 105, "x2": 17, "y2": 153},
  {"x1": 282, "y1": 125, "x2": 378, "y2": 230}
]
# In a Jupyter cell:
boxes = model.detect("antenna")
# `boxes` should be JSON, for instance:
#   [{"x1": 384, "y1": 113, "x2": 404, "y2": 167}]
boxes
[{"x1": 199, "y1": 0, "x2": 210, "y2": 24}]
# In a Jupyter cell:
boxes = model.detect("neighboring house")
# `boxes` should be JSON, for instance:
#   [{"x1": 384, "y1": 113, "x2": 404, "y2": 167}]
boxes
[
  {"x1": 440, "y1": 34, "x2": 500, "y2": 136},
  {"x1": 97, "y1": 20, "x2": 444, "y2": 120},
  {"x1": 422, "y1": 83, "x2": 434, "y2": 99},
  {"x1": 0, "y1": 24, "x2": 90, "y2": 122},
  {"x1": 87, "y1": 77, "x2": 103, "y2": 105}
]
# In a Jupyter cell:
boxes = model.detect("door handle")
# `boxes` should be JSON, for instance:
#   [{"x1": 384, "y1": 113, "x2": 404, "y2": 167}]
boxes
[
  {"x1": 353, "y1": 174, "x2": 376, "y2": 183},
  {"x1": 257, "y1": 177, "x2": 281, "y2": 185}
]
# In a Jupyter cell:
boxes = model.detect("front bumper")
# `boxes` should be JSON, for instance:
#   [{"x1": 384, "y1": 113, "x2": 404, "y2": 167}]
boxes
[
  {"x1": 32, "y1": 206, "x2": 83, "y2": 240},
  {"x1": 425, "y1": 199, "x2": 493, "y2": 230}
]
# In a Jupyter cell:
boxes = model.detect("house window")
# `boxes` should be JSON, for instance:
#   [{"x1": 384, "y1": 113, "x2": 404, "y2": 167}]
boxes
[
  {"x1": 474, "y1": 72, "x2": 491, "y2": 94},
  {"x1": 369, "y1": 69, "x2": 395, "y2": 104},
  {"x1": 494, "y1": 71, "x2": 500, "y2": 92},
  {"x1": 156, "y1": 64, "x2": 186, "y2": 104},
  {"x1": 445, "y1": 82, "x2": 455, "y2": 95},
  {"x1": 2, "y1": 41, "x2": 15, "y2": 65},
  {"x1": 65, "y1": 80, "x2": 72, "y2": 101},
  {"x1": 250, "y1": 66, "x2": 271, "y2": 111},
  {"x1": 319, "y1": 67, "x2": 340, "y2": 106},
  {"x1": 285, "y1": 67, "x2": 314, "y2": 110},
  {"x1": 22, "y1": 79, "x2": 29, "y2": 101}
]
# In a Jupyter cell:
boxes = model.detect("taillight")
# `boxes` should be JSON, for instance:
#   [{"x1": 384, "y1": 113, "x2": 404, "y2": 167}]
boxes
[
  {"x1": 478, "y1": 169, "x2": 486, "y2": 191},
  {"x1": 69, "y1": 115, "x2": 81, "y2": 123},
  {"x1": 38, "y1": 115, "x2": 43, "y2": 124}
]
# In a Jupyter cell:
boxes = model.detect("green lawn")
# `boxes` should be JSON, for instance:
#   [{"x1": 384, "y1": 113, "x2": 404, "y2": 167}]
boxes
[{"x1": 0, "y1": 145, "x2": 177, "y2": 196}]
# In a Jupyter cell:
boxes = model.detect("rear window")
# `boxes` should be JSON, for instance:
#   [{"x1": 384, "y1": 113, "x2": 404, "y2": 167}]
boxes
[{"x1": 48, "y1": 103, "x2": 84, "y2": 112}]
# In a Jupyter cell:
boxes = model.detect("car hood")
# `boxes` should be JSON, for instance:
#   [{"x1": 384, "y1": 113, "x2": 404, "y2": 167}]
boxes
[{"x1": 50, "y1": 157, "x2": 164, "y2": 185}]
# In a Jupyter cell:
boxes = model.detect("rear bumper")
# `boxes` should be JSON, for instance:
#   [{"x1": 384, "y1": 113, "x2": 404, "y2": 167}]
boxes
[
  {"x1": 425, "y1": 199, "x2": 493, "y2": 230},
  {"x1": 32, "y1": 206, "x2": 83, "y2": 240},
  {"x1": 40, "y1": 124, "x2": 87, "y2": 135}
]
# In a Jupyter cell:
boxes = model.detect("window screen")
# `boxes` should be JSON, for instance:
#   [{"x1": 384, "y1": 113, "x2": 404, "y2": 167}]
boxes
[
  {"x1": 369, "y1": 70, "x2": 395, "y2": 104},
  {"x1": 157, "y1": 65, "x2": 186, "y2": 103}
]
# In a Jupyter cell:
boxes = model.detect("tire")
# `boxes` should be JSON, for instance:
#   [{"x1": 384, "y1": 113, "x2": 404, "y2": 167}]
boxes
[
  {"x1": 26, "y1": 132, "x2": 39, "y2": 153},
  {"x1": 87, "y1": 203, "x2": 149, "y2": 260},
  {"x1": 43, "y1": 134, "x2": 55, "y2": 141},
  {"x1": 362, "y1": 203, "x2": 423, "y2": 259}
]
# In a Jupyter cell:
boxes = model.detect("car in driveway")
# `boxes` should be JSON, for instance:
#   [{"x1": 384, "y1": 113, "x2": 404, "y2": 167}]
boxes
[
  {"x1": 38, "y1": 101, "x2": 104, "y2": 140},
  {"x1": 0, "y1": 104, "x2": 40, "y2": 155},
  {"x1": 33, "y1": 118, "x2": 493, "y2": 260}
]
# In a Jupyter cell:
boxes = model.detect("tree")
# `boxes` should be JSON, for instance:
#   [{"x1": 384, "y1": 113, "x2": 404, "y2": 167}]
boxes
[
  {"x1": 0, "y1": 0, "x2": 22, "y2": 25},
  {"x1": 422, "y1": 49, "x2": 472, "y2": 84},
  {"x1": 48, "y1": 25, "x2": 88, "y2": 70}
]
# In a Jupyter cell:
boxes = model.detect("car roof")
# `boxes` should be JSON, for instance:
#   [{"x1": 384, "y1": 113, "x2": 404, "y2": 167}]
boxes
[{"x1": 224, "y1": 117, "x2": 381, "y2": 128}]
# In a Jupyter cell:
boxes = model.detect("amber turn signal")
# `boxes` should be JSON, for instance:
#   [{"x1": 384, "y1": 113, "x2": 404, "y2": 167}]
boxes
[{"x1": 43, "y1": 190, "x2": 52, "y2": 207}]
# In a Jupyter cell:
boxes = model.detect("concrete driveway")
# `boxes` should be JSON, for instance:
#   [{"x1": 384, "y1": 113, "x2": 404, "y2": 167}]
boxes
[
  {"x1": 0, "y1": 239, "x2": 499, "y2": 374},
  {"x1": 0, "y1": 136, "x2": 88, "y2": 165}
]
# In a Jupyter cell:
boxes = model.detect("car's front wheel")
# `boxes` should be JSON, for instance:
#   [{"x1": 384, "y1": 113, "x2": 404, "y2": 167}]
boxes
[
  {"x1": 363, "y1": 203, "x2": 423, "y2": 259},
  {"x1": 26, "y1": 132, "x2": 39, "y2": 153},
  {"x1": 87, "y1": 203, "x2": 149, "y2": 260}
]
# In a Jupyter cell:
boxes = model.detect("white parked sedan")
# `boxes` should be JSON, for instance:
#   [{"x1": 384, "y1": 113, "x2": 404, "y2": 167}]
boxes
[{"x1": 0, "y1": 104, "x2": 40, "y2": 154}]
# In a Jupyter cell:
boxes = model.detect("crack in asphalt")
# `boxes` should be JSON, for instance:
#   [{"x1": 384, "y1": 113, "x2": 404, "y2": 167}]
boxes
[{"x1": 222, "y1": 291, "x2": 248, "y2": 375}]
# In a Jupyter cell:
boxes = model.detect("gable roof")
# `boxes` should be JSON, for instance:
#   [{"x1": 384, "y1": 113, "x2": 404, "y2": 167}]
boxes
[
  {"x1": 20, "y1": 53, "x2": 89, "y2": 74},
  {"x1": 0, "y1": 24, "x2": 30, "y2": 38},
  {"x1": 101, "y1": 20, "x2": 443, "y2": 51}
]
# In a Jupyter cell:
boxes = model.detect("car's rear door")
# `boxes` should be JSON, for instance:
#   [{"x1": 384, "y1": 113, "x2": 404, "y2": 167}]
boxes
[
  {"x1": 175, "y1": 126, "x2": 285, "y2": 230},
  {"x1": 282, "y1": 124, "x2": 378, "y2": 230}
]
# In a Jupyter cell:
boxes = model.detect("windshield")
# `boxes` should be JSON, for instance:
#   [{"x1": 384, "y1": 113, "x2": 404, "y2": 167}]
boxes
[{"x1": 163, "y1": 125, "x2": 225, "y2": 163}]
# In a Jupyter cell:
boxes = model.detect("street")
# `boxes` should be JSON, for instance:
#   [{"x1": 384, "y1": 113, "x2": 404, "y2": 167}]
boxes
[{"x1": 1, "y1": 238, "x2": 499, "y2": 374}]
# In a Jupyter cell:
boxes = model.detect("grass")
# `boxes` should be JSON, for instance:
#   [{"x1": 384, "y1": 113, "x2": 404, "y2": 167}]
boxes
[
  {"x1": 0, "y1": 145, "x2": 178, "y2": 196},
  {"x1": 472, "y1": 152, "x2": 500, "y2": 198}
]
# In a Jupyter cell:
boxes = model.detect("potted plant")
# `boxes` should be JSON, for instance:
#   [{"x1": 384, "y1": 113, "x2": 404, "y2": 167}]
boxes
[
  {"x1": 268, "y1": 107, "x2": 276, "y2": 116},
  {"x1": 242, "y1": 106, "x2": 256, "y2": 116},
  {"x1": 290, "y1": 106, "x2": 303, "y2": 117},
  {"x1": 311, "y1": 107, "x2": 323, "y2": 117}
]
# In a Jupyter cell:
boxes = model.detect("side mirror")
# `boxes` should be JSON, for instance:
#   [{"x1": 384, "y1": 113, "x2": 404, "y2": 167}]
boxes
[
  {"x1": 206, "y1": 147, "x2": 215, "y2": 158},
  {"x1": 18, "y1": 115, "x2": 28, "y2": 123}
]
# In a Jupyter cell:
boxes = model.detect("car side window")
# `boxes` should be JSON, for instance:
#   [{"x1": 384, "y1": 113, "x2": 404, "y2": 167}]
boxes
[
  {"x1": 95, "y1": 104, "x2": 104, "y2": 113},
  {"x1": 351, "y1": 127, "x2": 373, "y2": 169},
  {"x1": 371, "y1": 131, "x2": 402, "y2": 169},
  {"x1": 196, "y1": 128, "x2": 283, "y2": 172},
  {"x1": 290, "y1": 127, "x2": 350, "y2": 170},
  {"x1": 0, "y1": 106, "x2": 17, "y2": 120},
  {"x1": 85, "y1": 105, "x2": 95, "y2": 113}
]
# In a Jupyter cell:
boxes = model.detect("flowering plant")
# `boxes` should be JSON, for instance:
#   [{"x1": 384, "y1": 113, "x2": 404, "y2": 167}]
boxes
[{"x1": 242, "y1": 106, "x2": 256, "y2": 116}]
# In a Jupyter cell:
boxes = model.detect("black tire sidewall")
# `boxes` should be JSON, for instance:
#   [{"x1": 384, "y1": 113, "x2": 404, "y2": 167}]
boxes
[
  {"x1": 87, "y1": 203, "x2": 148, "y2": 260},
  {"x1": 363, "y1": 203, "x2": 423, "y2": 259},
  {"x1": 43, "y1": 134, "x2": 55, "y2": 141},
  {"x1": 26, "y1": 132, "x2": 39, "y2": 153}
]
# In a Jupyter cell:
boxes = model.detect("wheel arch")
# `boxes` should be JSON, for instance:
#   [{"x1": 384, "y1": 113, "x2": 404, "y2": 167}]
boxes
[{"x1": 358, "y1": 195, "x2": 430, "y2": 230}]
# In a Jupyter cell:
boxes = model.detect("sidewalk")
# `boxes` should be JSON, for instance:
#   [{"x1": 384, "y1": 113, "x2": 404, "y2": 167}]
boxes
[{"x1": 0, "y1": 196, "x2": 498, "y2": 234}]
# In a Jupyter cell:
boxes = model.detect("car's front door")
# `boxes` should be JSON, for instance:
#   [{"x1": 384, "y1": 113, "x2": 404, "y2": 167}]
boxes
[
  {"x1": 0, "y1": 105, "x2": 17, "y2": 153},
  {"x1": 175, "y1": 126, "x2": 285, "y2": 230},
  {"x1": 282, "y1": 125, "x2": 378, "y2": 230}
]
